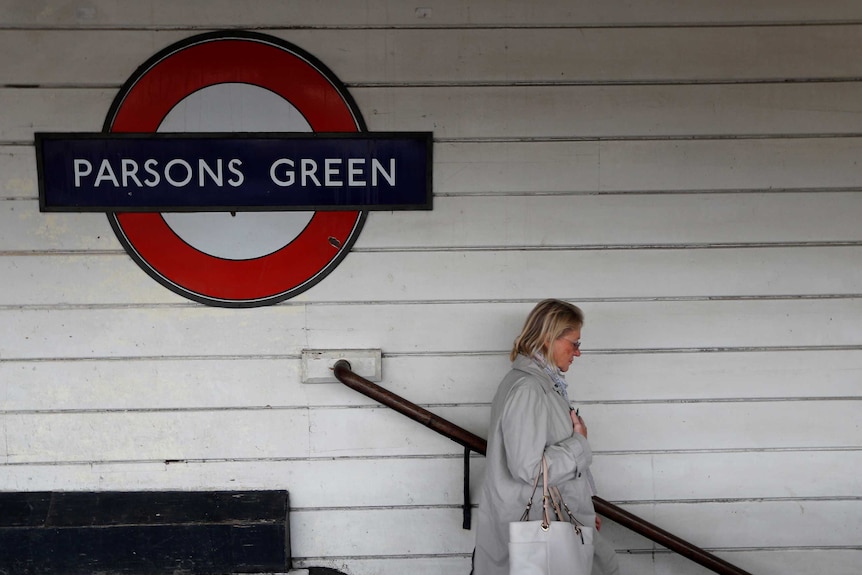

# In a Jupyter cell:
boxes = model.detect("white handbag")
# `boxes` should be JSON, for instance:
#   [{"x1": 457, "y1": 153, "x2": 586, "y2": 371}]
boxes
[{"x1": 509, "y1": 456, "x2": 594, "y2": 575}]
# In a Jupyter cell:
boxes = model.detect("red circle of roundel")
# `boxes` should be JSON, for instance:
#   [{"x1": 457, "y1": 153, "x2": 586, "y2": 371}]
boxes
[{"x1": 104, "y1": 31, "x2": 366, "y2": 307}]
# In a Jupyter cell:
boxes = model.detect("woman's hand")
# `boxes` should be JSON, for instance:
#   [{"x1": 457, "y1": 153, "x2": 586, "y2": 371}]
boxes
[
  {"x1": 571, "y1": 410, "x2": 588, "y2": 438},
  {"x1": 596, "y1": 515, "x2": 602, "y2": 531}
]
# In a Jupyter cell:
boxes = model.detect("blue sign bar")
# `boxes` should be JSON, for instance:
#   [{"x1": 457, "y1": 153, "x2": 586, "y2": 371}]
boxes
[{"x1": 36, "y1": 132, "x2": 432, "y2": 212}]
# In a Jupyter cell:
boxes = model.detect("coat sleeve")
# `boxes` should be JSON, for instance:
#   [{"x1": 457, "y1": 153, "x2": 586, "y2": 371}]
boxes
[{"x1": 499, "y1": 379, "x2": 592, "y2": 486}]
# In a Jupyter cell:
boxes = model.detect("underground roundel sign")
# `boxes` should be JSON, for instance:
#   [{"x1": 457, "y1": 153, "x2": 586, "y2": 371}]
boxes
[{"x1": 35, "y1": 31, "x2": 432, "y2": 308}]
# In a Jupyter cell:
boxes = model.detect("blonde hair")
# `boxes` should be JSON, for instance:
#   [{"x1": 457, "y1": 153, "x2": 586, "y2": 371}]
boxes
[{"x1": 510, "y1": 299, "x2": 584, "y2": 362}]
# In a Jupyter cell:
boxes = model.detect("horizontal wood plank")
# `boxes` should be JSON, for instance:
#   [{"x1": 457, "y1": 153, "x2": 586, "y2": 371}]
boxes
[
  {"x1": 5, "y1": 26, "x2": 862, "y2": 85},
  {"x1": 251, "y1": 246, "x2": 862, "y2": 302},
  {"x1": 1, "y1": 300, "x2": 859, "y2": 359},
  {"x1": 586, "y1": 138, "x2": 862, "y2": 193},
  {"x1": 0, "y1": 145, "x2": 35, "y2": 198},
  {"x1": 594, "y1": 450, "x2": 862, "y2": 503},
  {"x1": 580, "y1": 400, "x2": 862, "y2": 453},
  {"x1": 2, "y1": 350, "x2": 860, "y2": 412},
  {"x1": 8, "y1": 83, "x2": 862, "y2": 142},
  {"x1": 3, "y1": 0, "x2": 862, "y2": 28},
  {"x1": 3, "y1": 400, "x2": 856, "y2": 463},
  {"x1": 0, "y1": 88, "x2": 112, "y2": 141},
  {"x1": 290, "y1": 507, "x2": 476, "y2": 557},
  {"x1": 639, "y1": 499, "x2": 862, "y2": 549},
  {"x1": 0, "y1": 204, "x2": 120, "y2": 251},
  {"x1": 708, "y1": 550, "x2": 862, "y2": 575},
  {"x1": 288, "y1": 500, "x2": 862, "y2": 556},
  {"x1": 304, "y1": 300, "x2": 862, "y2": 353},
  {"x1": 294, "y1": 557, "x2": 472, "y2": 575},
  {"x1": 293, "y1": 551, "x2": 862, "y2": 575},
  {"x1": 311, "y1": 401, "x2": 861, "y2": 455},
  {"x1": 1, "y1": 450, "x2": 858, "y2": 507},
  {"x1": 432, "y1": 138, "x2": 862, "y2": 194},
  {"x1": 2, "y1": 410, "x2": 312, "y2": 463},
  {"x1": 355, "y1": 83, "x2": 862, "y2": 138},
  {"x1": 2, "y1": 246, "x2": 860, "y2": 305},
  {"x1": 5, "y1": 193, "x2": 862, "y2": 255},
  {"x1": 572, "y1": 349, "x2": 862, "y2": 403},
  {"x1": 0, "y1": 304, "x2": 310, "y2": 358}
]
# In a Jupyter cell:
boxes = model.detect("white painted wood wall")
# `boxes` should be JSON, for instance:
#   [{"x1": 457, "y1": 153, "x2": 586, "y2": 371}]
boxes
[{"x1": 2, "y1": 2, "x2": 861, "y2": 574}]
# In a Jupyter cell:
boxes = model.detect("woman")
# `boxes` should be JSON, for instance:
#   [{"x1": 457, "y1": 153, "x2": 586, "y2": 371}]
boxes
[{"x1": 472, "y1": 299, "x2": 619, "y2": 575}]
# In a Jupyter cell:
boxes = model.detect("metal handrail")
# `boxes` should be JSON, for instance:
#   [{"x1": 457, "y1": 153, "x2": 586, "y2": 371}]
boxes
[{"x1": 333, "y1": 360, "x2": 753, "y2": 575}]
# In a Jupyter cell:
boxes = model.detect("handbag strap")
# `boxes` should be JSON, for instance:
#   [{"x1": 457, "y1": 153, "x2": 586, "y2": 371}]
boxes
[
  {"x1": 549, "y1": 484, "x2": 586, "y2": 543},
  {"x1": 519, "y1": 456, "x2": 543, "y2": 521},
  {"x1": 548, "y1": 484, "x2": 567, "y2": 522},
  {"x1": 519, "y1": 456, "x2": 553, "y2": 528},
  {"x1": 549, "y1": 485, "x2": 585, "y2": 527},
  {"x1": 540, "y1": 456, "x2": 552, "y2": 529}
]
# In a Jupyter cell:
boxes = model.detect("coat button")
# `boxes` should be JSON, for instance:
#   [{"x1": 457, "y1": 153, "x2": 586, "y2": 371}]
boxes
[{"x1": 578, "y1": 473, "x2": 582, "y2": 478}]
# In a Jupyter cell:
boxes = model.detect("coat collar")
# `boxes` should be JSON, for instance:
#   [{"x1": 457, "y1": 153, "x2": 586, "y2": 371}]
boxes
[{"x1": 511, "y1": 354, "x2": 561, "y2": 398}]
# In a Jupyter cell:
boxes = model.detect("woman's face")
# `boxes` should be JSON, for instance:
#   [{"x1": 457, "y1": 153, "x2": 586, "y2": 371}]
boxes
[{"x1": 550, "y1": 328, "x2": 581, "y2": 372}]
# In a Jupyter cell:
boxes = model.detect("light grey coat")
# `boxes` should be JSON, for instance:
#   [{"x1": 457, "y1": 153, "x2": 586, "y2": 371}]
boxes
[{"x1": 472, "y1": 355, "x2": 619, "y2": 575}]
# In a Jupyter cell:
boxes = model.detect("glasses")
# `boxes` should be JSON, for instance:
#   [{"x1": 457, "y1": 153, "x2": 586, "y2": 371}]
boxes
[{"x1": 560, "y1": 337, "x2": 581, "y2": 351}]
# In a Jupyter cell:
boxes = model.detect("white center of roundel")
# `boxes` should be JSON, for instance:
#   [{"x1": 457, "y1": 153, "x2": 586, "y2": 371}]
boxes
[{"x1": 158, "y1": 83, "x2": 315, "y2": 261}]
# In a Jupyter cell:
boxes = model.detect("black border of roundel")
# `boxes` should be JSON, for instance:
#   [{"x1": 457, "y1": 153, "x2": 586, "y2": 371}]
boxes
[{"x1": 101, "y1": 30, "x2": 369, "y2": 308}]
